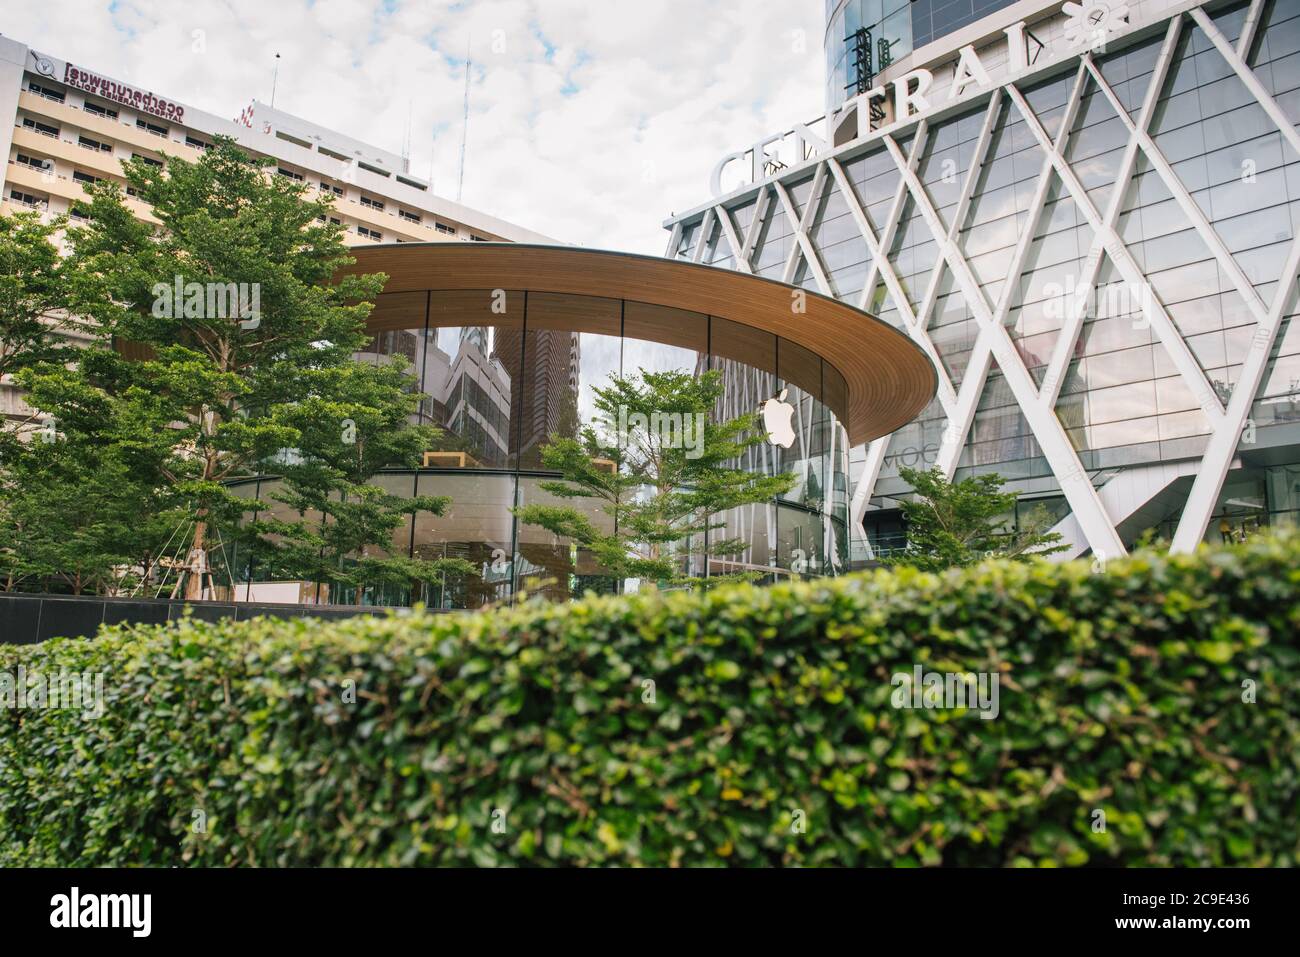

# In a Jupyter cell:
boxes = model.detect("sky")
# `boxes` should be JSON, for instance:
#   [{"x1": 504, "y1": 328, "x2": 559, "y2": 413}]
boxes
[{"x1": 3, "y1": 0, "x2": 826, "y2": 253}]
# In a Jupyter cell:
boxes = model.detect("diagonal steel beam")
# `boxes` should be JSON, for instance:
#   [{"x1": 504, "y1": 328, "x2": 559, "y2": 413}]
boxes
[
  {"x1": 842, "y1": 128, "x2": 929, "y2": 522},
  {"x1": 1171, "y1": 229, "x2": 1300, "y2": 552},
  {"x1": 712, "y1": 202, "x2": 752, "y2": 274},
  {"x1": 1006, "y1": 81, "x2": 1225, "y2": 427},
  {"x1": 1038, "y1": 18, "x2": 1185, "y2": 413},
  {"x1": 884, "y1": 130, "x2": 1126, "y2": 558},
  {"x1": 665, "y1": 221, "x2": 683, "y2": 259},
  {"x1": 936, "y1": 64, "x2": 1091, "y2": 477},
  {"x1": 691, "y1": 206, "x2": 717, "y2": 264},
  {"x1": 826, "y1": 155, "x2": 958, "y2": 414},
  {"x1": 1190, "y1": 5, "x2": 1300, "y2": 159},
  {"x1": 739, "y1": 185, "x2": 772, "y2": 268},
  {"x1": 1083, "y1": 55, "x2": 1269, "y2": 329},
  {"x1": 856, "y1": 121, "x2": 929, "y2": 314},
  {"x1": 1237, "y1": 0, "x2": 1267, "y2": 58},
  {"x1": 774, "y1": 166, "x2": 833, "y2": 294}
]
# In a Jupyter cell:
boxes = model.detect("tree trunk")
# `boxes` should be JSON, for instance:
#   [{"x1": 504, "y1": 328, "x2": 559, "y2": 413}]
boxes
[{"x1": 184, "y1": 519, "x2": 208, "y2": 600}]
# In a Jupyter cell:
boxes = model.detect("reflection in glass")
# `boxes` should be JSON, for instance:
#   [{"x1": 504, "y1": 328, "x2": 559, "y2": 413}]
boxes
[{"x1": 234, "y1": 297, "x2": 856, "y2": 604}]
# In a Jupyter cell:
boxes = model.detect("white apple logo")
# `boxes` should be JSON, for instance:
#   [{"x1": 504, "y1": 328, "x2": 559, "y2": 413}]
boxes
[{"x1": 762, "y1": 388, "x2": 796, "y2": 448}]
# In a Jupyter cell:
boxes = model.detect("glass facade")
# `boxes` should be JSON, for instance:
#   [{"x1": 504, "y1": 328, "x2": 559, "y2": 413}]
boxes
[
  {"x1": 690, "y1": 0, "x2": 1300, "y2": 561},
  {"x1": 229, "y1": 290, "x2": 852, "y2": 607},
  {"x1": 825, "y1": 0, "x2": 914, "y2": 114},
  {"x1": 824, "y1": 0, "x2": 1021, "y2": 113},
  {"x1": 911, "y1": 0, "x2": 1022, "y2": 49}
]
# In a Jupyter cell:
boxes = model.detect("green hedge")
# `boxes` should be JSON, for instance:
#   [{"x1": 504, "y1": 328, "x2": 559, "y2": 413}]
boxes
[{"x1": 2, "y1": 534, "x2": 1298, "y2": 866}]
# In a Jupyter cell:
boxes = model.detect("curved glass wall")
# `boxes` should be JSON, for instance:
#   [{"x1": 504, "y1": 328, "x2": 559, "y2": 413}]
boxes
[{"x1": 227, "y1": 291, "x2": 851, "y2": 607}]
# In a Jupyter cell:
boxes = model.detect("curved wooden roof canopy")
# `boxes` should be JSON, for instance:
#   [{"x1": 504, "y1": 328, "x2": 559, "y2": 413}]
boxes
[{"x1": 340, "y1": 243, "x2": 937, "y2": 446}]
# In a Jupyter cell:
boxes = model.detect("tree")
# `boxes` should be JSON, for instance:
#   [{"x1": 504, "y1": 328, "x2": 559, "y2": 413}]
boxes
[
  {"x1": 0, "y1": 210, "x2": 82, "y2": 379},
  {"x1": 247, "y1": 358, "x2": 475, "y2": 605},
  {"x1": 23, "y1": 136, "x2": 388, "y2": 598},
  {"x1": 0, "y1": 370, "x2": 183, "y2": 594},
  {"x1": 513, "y1": 368, "x2": 795, "y2": 589},
  {"x1": 883, "y1": 465, "x2": 1066, "y2": 572}
]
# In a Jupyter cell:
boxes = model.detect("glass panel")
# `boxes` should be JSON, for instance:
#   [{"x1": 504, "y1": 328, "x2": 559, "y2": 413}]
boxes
[
  {"x1": 622, "y1": 302, "x2": 707, "y2": 373},
  {"x1": 508, "y1": 294, "x2": 612, "y2": 470},
  {"x1": 515, "y1": 474, "x2": 617, "y2": 600},
  {"x1": 412, "y1": 472, "x2": 515, "y2": 609}
]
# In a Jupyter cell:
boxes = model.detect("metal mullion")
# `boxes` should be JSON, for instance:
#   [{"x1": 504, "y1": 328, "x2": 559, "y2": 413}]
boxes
[{"x1": 847, "y1": 437, "x2": 889, "y2": 549}]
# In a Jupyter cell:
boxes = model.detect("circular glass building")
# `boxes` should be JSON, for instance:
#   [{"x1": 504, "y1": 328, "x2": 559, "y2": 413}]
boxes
[{"x1": 228, "y1": 243, "x2": 934, "y2": 608}]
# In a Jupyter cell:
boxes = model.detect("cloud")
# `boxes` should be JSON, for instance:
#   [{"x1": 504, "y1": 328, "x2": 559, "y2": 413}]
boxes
[{"x1": 3, "y1": 0, "x2": 823, "y2": 252}]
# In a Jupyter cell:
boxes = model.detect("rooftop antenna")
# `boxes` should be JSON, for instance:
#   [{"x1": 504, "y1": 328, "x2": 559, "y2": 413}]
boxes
[
  {"x1": 434, "y1": 130, "x2": 444, "y2": 192},
  {"x1": 402, "y1": 98, "x2": 413, "y2": 168},
  {"x1": 270, "y1": 52, "x2": 281, "y2": 108},
  {"x1": 457, "y1": 35, "x2": 471, "y2": 203}
]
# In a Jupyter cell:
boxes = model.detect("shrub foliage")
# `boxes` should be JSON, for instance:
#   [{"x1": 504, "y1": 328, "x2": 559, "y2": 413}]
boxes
[{"x1": 1, "y1": 535, "x2": 1297, "y2": 866}]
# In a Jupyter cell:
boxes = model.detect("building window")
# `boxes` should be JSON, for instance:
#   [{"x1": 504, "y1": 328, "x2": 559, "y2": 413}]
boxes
[
  {"x1": 274, "y1": 130, "x2": 312, "y2": 149},
  {"x1": 357, "y1": 226, "x2": 382, "y2": 241},
  {"x1": 72, "y1": 170, "x2": 100, "y2": 185},
  {"x1": 8, "y1": 189, "x2": 47, "y2": 209},
  {"x1": 82, "y1": 100, "x2": 118, "y2": 120},
  {"x1": 78, "y1": 135, "x2": 112, "y2": 153},
  {"x1": 185, "y1": 135, "x2": 211, "y2": 151},
  {"x1": 399, "y1": 209, "x2": 421, "y2": 224},
  {"x1": 22, "y1": 118, "x2": 60, "y2": 138},
  {"x1": 27, "y1": 82, "x2": 65, "y2": 103},
  {"x1": 471, "y1": 235, "x2": 488, "y2": 241},
  {"x1": 360, "y1": 195, "x2": 384, "y2": 210},
  {"x1": 319, "y1": 182, "x2": 344, "y2": 196},
  {"x1": 396, "y1": 175, "x2": 427, "y2": 191},
  {"x1": 357, "y1": 161, "x2": 389, "y2": 177},
  {"x1": 435, "y1": 222, "x2": 456, "y2": 235},
  {"x1": 136, "y1": 119, "x2": 168, "y2": 138},
  {"x1": 132, "y1": 153, "x2": 163, "y2": 168},
  {"x1": 15, "y1": 153, "x2": 53, "y2": 172},
  {"x1": 277, "y1": 167, "x2": 305, "y2": 181}
]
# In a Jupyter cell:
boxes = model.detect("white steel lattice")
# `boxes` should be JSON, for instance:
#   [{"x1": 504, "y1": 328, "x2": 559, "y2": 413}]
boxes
[{"x1": 666, "y1": 0, "x2": 1300, "y2": 560}]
